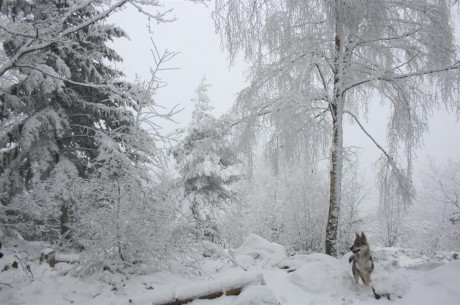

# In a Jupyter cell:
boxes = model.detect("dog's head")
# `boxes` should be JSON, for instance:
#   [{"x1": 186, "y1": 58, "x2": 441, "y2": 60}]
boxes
[{"x1": 350, "y1": 232, "x2": 368, "y2": 254}]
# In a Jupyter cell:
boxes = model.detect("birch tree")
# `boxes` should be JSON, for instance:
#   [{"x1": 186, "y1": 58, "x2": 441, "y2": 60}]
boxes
[{"x1": 213, "y1": 0, "x2": 460, "y2": 256}]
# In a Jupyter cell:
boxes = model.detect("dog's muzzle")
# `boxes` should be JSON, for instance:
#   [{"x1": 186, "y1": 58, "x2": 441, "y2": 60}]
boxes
[{"x1": 350, "y1": 246, "x2": 360, "y2": 253}]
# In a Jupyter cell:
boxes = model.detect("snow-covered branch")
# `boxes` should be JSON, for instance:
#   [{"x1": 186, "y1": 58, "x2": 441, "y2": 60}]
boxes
[
  {"x1": 0, "y1": 1, "x2": 132, "y2": 78},
  {"x1": 343, "y1": 110, "x2": 396, "y2": 165},
  {"x1": 342, "y1": 62, "x2": 460, "y2": 94}
]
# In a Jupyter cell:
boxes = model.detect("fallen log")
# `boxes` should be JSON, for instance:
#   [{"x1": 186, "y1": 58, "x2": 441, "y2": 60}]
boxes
[
  {"x1": 153, "y1": 271, "x2": 264, "y2": 305},
  {"x1": 159, "y1": 287, "x2": 242, "y2": 305},
  {"x1": 40, "y1": 249, "x2": 79, "y2": 268}
]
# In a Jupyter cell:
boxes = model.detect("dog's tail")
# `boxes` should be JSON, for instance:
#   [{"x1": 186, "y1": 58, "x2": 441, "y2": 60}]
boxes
[{"x1": 372, "y1": 286, "x2": 390, "y2": 300}]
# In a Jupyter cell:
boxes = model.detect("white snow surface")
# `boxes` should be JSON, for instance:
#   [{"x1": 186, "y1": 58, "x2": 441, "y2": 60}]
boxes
[{"x1": 1, "y1": 236, "x2": 459, "y2": 305}]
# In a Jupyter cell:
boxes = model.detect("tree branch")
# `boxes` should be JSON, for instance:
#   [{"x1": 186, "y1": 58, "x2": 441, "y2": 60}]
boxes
[
  {"x1": 343, "y1": 110, "x2": 396, "y2": 167},
  {"x1": 342, "y1": 61, "x2": 460, "y2": 94},
  {"x1": 0, "y1": 0, "x2": 130, "y2": 78}
]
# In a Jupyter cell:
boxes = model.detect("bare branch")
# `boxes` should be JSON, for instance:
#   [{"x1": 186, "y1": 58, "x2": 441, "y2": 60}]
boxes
[
  {"x1": 343, "y1": 61, "x2": 460, "y2": 94},
  {"x1": 343, "y1": 110, "x2": 397, "y2": 167}
]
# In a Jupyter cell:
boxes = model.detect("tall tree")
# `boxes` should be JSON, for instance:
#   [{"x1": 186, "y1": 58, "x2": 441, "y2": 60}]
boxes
[
  {"x1": 213, "y1": 0, "x2": 459, "y2": 255},
  {"x1": 0, "y1": 0, "x2": 173, "y2": 243},
  {"x1": 173, "y1": 78, "x2": 241, "y2": 244}
]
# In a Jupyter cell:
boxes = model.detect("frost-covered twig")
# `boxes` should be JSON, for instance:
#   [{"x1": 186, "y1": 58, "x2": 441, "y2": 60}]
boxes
[
  {"x1": 14, "y1": 255, "x2": 33, "y2": 279},
  {"x1": 227, "y1": 248, "x2": 248, "y2": 271},
  {"x1": 343, "y1": 110, "x2": 397, "y2": 168},
  {"x1": 130, "y1": 2, "x2": 175, "y2": 24},
  {"x1": 342, "y1": 62, "x2": 460, "y2": 94}
]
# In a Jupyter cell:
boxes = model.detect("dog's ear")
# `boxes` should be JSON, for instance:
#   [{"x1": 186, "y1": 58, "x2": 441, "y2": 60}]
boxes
[
  {"x1": 361, "y1": 232, "x2": 367, "y2": 240},
  {"x1": 355, "y1": 232, "x2": 360, "y2": 238}
]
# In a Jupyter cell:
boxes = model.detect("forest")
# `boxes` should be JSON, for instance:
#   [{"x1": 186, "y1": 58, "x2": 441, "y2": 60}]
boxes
[{"x1": 0, "y1": 1, "x2": 459, "y2": 304}]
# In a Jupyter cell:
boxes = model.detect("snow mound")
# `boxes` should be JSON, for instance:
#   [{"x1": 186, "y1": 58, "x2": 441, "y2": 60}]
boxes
[
  {"x1": 372, "y1": 268, "x2": 410, "y2": 299},
  {"x1": 175, "y1": 271, "x2": 263, "y2": 300},
  {"x1": 373, "y1": 247, "x2": 432, "y2": 269},
  {"x1": 285, "y1": 253, "x2": 357, "y2": 296},
  {"x1": 279, "y1": 252, "x2": 342, "y2": 271},
  {"x1": 372, "y1": 247, "x2": 459, "y2": 270},
  {"x1": 400, "y1": 261, "x2": 460, "y2": 305},
  {"x1": 147, "y1": 270, "x2": 264, "y2": 305},
  {"x1": 234, "y1": 285, "x2": 280, "y2": 305},
  {"x1": 2, "y1": 239, "x2": 459, "y2": 305},
  {"x1": 236, "y1": 234, "x2": 287, "y2": 263}
]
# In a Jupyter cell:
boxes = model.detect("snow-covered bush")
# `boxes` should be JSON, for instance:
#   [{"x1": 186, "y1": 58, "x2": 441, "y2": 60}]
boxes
[
  {"x1": 222, "y1": 153, "x2": 365, "y2": 255},
  {"x1": 3, "y1": 158, "x2": 82, "y2": 245},
  {"x1": 397, "y1": 158, "x2": 460, "y2": 252}
]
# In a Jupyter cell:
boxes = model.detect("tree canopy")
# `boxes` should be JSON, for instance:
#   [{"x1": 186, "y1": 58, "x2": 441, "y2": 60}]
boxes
[
  {"x1": 213, "y1": 0, "x2": 460, "y2": 255},
  {"x1": 0, "y1": 0, "x2": 178, "y2": 265}
]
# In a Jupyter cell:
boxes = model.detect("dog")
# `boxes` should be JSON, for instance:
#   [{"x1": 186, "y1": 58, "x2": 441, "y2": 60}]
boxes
[{"x1": 349, "y1": 232, "x2": 373, "y2": 286}]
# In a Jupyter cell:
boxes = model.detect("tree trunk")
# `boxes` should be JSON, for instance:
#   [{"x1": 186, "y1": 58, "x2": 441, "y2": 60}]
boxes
[
  {"x1": 60, "y1": 203, "x2": 70, "y2": 238},
  {"x1": 326, "y1": 104, "x2": 344, "y2": 257},
  {"x1": 325, "y1": 0, "x2": 344, "y2": 257},
  {"x1": 116, "y1": 180, "x2": 125, "y2": 262}
]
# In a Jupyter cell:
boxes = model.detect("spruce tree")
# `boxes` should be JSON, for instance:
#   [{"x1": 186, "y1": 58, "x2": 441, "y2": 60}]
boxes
[
  {"x1": 174, "y1": 79, "x2": 241, "y2": 244},
  {"x1": 0, "y1": 1, "x2": 166, "y2": 249}
]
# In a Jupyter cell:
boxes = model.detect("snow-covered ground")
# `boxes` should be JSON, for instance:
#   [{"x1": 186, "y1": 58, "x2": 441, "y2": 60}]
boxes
[{"x1": 1, "y1": 234, "x2": 459, "y2": 305}]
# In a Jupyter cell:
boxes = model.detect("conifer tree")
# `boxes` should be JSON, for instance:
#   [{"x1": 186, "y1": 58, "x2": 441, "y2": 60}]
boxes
[
  {"x1": 0, "y1": 1, "x2": 172, "y2": 249},
  {"x1": 174, "y1": 78, "x2": 241, "y2": 244}
]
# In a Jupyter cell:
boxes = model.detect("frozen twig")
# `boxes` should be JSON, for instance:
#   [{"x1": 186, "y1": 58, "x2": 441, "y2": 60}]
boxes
[{"x1": 14, "y1": 255, "x2": 33, "y2": 279}]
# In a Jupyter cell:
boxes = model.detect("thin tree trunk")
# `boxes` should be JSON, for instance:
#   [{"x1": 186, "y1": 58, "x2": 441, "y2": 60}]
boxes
[
  {"x1": 325, "y1": 0, "x2": 344, "y2": 257},
  {"x1": 326, "y1": 105, "x2": 344, "y2": 256},
  {"x1": 60, "y1": 203, "x2": 70, "y2": 238},
  {"x1": 116, "y1": 180, "x2": 125, "y2": 262}
]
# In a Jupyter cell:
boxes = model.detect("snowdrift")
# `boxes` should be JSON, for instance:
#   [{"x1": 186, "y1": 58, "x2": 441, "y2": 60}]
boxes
[{"x1": 1, "y1": 235, "x2": 459, "y2": 305}]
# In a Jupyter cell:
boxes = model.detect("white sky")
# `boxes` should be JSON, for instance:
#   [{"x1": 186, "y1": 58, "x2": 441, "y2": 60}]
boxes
[
  {"x1": 110, "y1": 0, "x2": 460, "y2": 187},
  {"x1": 110, "y1": 1, "x2": 246, "y2": 132}
]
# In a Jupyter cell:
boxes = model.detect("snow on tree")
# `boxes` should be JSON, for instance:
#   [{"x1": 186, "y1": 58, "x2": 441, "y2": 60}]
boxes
[
  {"x1": 336, "y1": 158, "x2": 366, "y2": 254},
  {"x1": 426, "y1": 158, "x2": 460, "y2": 226},
  {"x1": 237, "y1": 156, "x2": 328, "y2": 252},
  {"x1": 5, "y1": 158, "x2": 83, "y2": 245},
  {"x1": 221, "y1": 148, "x2": 365, "y2": 254},
  {"x1": 173, "y1": 78, "x2": 241, "y2": 245},
  {"x1": 0, "y1": 0, "x2": 179, "y2": 265},
  {"x1": 406, "y1": 157, "x2": 460, "y2": 250},
  {"x1": 213, "y1": 0, "x2": 460, "y2": 256}
]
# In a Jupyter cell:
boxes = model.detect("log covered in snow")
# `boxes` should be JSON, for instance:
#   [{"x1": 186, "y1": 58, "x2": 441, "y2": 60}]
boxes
[
  {"x1": 153, "y1": 271, "x2": 265, "y2": 305},
  {"x1": 40, "y1": 249, "x2": 79, "y2": 268}
]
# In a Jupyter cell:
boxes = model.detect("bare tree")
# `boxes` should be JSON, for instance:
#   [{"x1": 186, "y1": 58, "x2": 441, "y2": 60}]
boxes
[
  {"x1": 426, "y1": 158, "x2": 460, "y2": 225},
  {"x1": 398, "y1": 158, "x2": 460, "y2": 251},
  {"x1": 213, "y1": 0, "x2": 459, "y2": 256}
]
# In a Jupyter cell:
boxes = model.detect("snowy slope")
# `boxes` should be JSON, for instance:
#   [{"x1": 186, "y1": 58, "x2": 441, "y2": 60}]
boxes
[{"x1": 1, "y1": 236, "x2": 459, "y2": 305}]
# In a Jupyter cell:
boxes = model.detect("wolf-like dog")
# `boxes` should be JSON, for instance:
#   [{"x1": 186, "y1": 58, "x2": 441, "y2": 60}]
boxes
[{"x1": 349, "y1": 232, "x2": 374, "y2": 286}]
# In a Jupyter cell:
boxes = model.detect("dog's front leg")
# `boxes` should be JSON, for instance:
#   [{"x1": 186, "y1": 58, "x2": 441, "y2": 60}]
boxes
[{"x1": 352, "y1": 263, "x2": 360, "y2": 284}]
